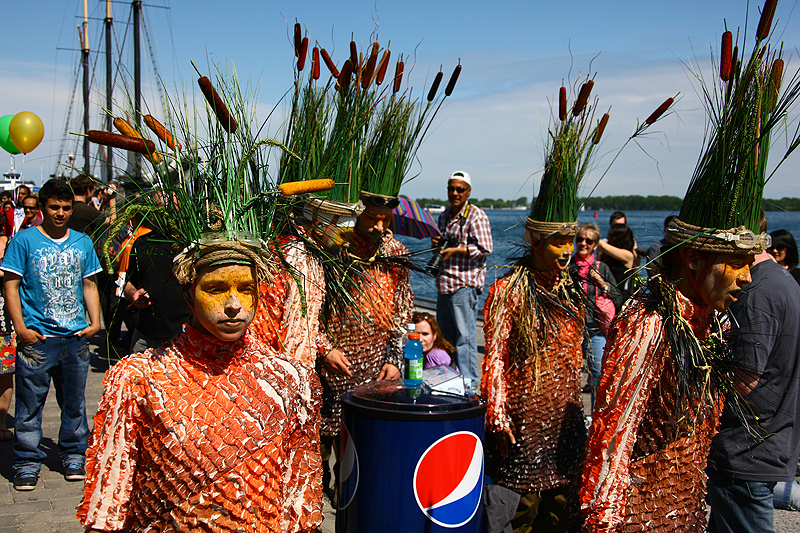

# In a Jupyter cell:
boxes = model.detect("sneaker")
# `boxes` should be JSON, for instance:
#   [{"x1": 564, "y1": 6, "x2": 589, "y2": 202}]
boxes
[
  {"x1": 13, "y1": 472, "x2": 38, "y2": 491},
  {"x1": 64, "y1": 463, "x2": 86, "y2": 482}
]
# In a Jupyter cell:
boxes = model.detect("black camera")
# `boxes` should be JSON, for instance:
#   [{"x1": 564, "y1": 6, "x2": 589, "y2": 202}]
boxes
[{"x1": 426, "y1": 233, "x2": 458, "y2": 277}]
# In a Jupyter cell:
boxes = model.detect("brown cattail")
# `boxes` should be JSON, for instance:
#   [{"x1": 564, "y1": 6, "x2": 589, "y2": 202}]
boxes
[
  {"x1": 339, "y1": 60, "x2": 353, "y2": 92},
  {"x1": 444, "y1": 63, "x2": 461, "y2": 96},
  {"x1": 294, "y1": 23, "x2": 302, "y2": 57},
  {"x1": 770, "y1": 58, "x2": 784, "y2": 107},
  {"x1": 756, "y1": 0, "x2": 778, "y2": 41},
  {"x1": 297, "y1": 37, "x2": 309, "y2": 71},
  {"x1": 572, "y1": 80, "x2": 594, "y2": 116},
  {"x1": 321, "y1": 48, "x2": 339, "y2": 78},
  {"x1": 393, "y1": 60, "x2": 404, "y2": 93},
  {"x1": 375, "y1": 50, "x2": 391, "y2": 85},
  {"x1": 559, "y1": 86, "x2": 567, "y2": 120},
  {"x1": 427, "y1": 71, "x2": 444, "y2": 102},
  {"x1": 645, "y1": 97, "x2": 674, "y2": 125},
  {"x1": 362, "y1": 43, "x2": 379, "y2": 89},
  {"x1": 593, "y1": 113, "x2": 610, "y2": 144},
  {"x1": 312, "y1": 47, "x2": 320, "y2": 80},
  {"x1": 720, "y1": 31, "x2": 733, "y2": 81},
  {"x1": 350, "y1": 41, "x2": 359, "y2": 65}
]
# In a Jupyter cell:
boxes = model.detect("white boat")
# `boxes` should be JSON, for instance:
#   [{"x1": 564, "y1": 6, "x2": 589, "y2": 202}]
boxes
[{"x1": 425, "y1": 204, "x2": 445, "y2": 215}]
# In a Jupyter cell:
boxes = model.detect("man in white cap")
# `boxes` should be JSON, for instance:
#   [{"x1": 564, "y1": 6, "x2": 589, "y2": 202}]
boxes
[{"x1": 432, "y1": 170, "x2": 492, "y2": 392}]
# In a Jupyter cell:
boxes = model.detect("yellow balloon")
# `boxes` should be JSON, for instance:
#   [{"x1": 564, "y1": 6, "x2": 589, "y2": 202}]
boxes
[{"x1": 8, "y1": 111, "x2": 45, "y2": 154}]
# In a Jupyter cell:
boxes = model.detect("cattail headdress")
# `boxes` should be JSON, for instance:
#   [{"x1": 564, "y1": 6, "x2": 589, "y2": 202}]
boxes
[
  {"x1": 85, "y1": 60, "x2": 311, "y2": 285},
  {"x1": 668, "y1": 0, "x2": 800, "y2": 255}
]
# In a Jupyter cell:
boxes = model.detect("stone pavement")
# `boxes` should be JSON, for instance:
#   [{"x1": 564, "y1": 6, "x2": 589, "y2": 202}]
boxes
[{"x1": 1, "y1": 331, "x2": 798, "y2": 532}]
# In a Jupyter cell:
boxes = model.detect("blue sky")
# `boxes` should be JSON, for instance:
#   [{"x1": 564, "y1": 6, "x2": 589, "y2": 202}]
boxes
[{"x1": 1, "y1": 0, "x2": 798, "y2": 202}]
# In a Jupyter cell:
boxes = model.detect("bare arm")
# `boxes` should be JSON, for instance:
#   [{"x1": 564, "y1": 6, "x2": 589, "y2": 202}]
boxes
[
  {"x1": 79, "y1": 275, "x2": 101, "y2": 338},
  {"x1": 596, "y1": 239, "x2": 636, "y2": 269},
  {"x1": 3, "y1": 273, "x2": 44, "y2": 344}
]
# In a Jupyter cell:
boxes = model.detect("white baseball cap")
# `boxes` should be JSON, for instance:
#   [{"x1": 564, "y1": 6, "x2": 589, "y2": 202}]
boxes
[{"x1": 449, "y1": 170, "x2": 471, "y2": 187}]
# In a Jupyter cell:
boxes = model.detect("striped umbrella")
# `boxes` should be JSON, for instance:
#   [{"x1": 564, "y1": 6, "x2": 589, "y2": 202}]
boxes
[{"x1": 390, "y1": 197, "x2": 441, "y2": 239}]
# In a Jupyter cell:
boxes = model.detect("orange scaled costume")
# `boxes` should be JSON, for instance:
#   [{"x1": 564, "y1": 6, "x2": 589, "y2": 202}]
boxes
[
  {"x1": 581, "y1": 285, "x2": 725, "y2": 532},
  {"x1": 481, "y1": 268, "x2": 586, "y2": 493},
  {"x1": 77, "y1": 326, "x2": 323, "y2": 533},
  {"x1": 250, "y1": 235, "x2": 327, "y2": 366},
  {"x1": 318, "y1": 233, "x2": 414, "y2": 437}
]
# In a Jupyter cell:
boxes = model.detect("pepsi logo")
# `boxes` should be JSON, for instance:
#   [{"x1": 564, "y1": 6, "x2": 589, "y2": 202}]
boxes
[
  {"x1": 413, "y1": 431, "x2": 483, "y2": 528},
  {"x1": 338, "y1": 422, "x2": 359, "y2": 510}
]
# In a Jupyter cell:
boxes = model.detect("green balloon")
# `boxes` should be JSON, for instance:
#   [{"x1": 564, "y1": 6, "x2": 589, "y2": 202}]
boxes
[{"x1": 0, "y1": 115, "x2": 21, "y2": 155}]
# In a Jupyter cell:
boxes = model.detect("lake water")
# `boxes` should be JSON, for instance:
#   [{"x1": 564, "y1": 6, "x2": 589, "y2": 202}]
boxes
[{"x1": 396, "y1": 209, "x2": 800, "y2": 309}]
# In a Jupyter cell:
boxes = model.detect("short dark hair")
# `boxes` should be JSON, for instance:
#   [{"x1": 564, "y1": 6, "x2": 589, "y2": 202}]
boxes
[
  {"x1": 16, "y1": 185, "x2": 31, "y2": 195},
  {"x1": 610, "y1": 211, "x2": 626, "y2": 225},
  {"x1": 38, "y1": 179, "x2": 74, "y2": 205},
  {"x1": 70, "y1": 174, "x2": 96, "y2": 196},
  {"x1": 3, "y1": 201, "x2": 13, "y2": 209},
  {"x1": 0, "y1": 191, "x2": 11, "y2": 200}
]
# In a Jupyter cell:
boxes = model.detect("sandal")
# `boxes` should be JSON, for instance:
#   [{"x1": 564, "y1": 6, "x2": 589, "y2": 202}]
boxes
[{"x1": 0, "y1": 428, "x2": 13, "y2": 441}]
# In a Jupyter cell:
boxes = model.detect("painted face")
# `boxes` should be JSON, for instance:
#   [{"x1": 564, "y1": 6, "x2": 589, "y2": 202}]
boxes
[
  {"x1": 695, "y1": 253, "x2": 753, "y2": 311},
  {"x1": 533, "y1": 233, "x2": 574, "y2": 272},
  {"x1": 42, "y1": 198, "x2": 73, "y2": 228},
  {"x1": 447, "y1": 179, "x2": 471, "y2": 211},
  {"x1": 189, "y1": 263, "x2": 257, "y2": 342},
  {"x1": 575, "y1": 231, "x2": 597, "y2": 259},
  {"x1": 415, "y1": 320, "x2": 436, "y2": 353},
  {"x1": 355, "y1": 205, "x2": 394, "y2": 243}
]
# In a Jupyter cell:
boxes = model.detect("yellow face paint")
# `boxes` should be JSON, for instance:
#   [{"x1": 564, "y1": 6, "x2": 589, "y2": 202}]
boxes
[
  {"x1": 190, "y1": 263, "x2": 257, "y2": 341},
  {"x1": 697, "y1": 253, "x2": 753, "y2": 311},
  {"x1": 533, "y1": 234, "x2": 575, "y2": 272}
]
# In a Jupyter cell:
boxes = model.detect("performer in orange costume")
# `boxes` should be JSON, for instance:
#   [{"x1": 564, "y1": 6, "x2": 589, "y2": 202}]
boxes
[{"x1": 78, "y1": 241, "x2": 324, "y2": 533}]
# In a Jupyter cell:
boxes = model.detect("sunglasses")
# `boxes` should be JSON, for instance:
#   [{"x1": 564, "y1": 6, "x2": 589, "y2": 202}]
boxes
[
  {"x1": 576, "y1": 237, "x2": 595, "y2": 245},
  {"x1": 447, "y1": 186, "x2": 469, "y2": 193},
  {"x1": 362, "y1": 195, "x2": 400, "y2": 208},
  {"x1": 413, "y1": 311, "x2": 434, "y2": 322}
]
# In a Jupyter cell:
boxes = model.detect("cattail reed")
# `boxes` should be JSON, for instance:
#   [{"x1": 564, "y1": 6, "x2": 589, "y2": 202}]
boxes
[
  {"x1": 720, "y1": 31, "x2": 733, "y2": 81},
  {"x1": 645, "y1": 97, "x2": 674, "y2": 125},
  {"x1": 393, "y1": 60, "x2": 404, "y2": 93},
  {"x1": 321, "y1": 49, "x2": 339, "y2": 78},
  {"x1": 559, "y1": 87, "x2": 567, "y2": 121},
  {"x1": 427, "y1": 71, "x2": 444, "y2": 102},
  {"x1": 770, "y1": 58, "x2": 784, "y2": 107},
  {"x1": 375, "y1": 50, "x2": 391, "y2": 85},
  {"x1": 362, "y1": 43, "x2": 379, "y2": 89},
  {"x1": 339, "y1": 60, "x2": 353, "y2": 92},
  {"x1": 445, "y1": 63, "x2": 461, "y2": 96},
  {"x1": 312, "y1": 47, "x2": 320, "y2": 80},
  {"x1": 298, "y1": 37, "x2": 309, "y2": 71},
  {"x1": 593, "y1": 113, "x2": 610, "y2": 144},
  {"x1": 350, "y1": 41, "x2": 359, "y2": 65},
  {"x1": 756, "y1": 0, "x2": 778, "y2": 41},
  {"x1": 294, "y1": 23, "x2": 302, "y2": 56},
  {"x1": 573, "y1": 80, "x2": 594, "y2": 116}
]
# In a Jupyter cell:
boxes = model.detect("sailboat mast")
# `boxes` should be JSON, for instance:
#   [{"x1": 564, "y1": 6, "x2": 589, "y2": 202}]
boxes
[
  {"x1": 105, "y1": 0, "x2": 113, "y2": 183},
  {"x1": 133, "y1": 0, "x2": 142, "y2": 181},
  {"x1": 82, "y1": 0, "x2": 90, "y2": 175}
]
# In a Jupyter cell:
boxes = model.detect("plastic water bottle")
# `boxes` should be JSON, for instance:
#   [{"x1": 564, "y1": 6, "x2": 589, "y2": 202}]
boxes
[
  {"x1": 401, "y1": 323, "x2": 415, "y2": 347},
  {"x1": 403, "y1": 332, "x2": 423, "y2": 388}
]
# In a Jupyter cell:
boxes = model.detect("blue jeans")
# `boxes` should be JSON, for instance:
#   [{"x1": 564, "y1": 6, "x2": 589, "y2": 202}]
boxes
[
  {"x1": 437, "y1": 287, "x2": 479, "y2": 391},
  {"x1": 707, "y1": 469, "x2": 776, "y2": 533},
  {"x1": 773, "y1": 481, "x2": 800, "y2": 510},
  {"x1": 14, "y1": 336, "x2": 90, "y2": 475},
  {"x1": 582, "y1": 327, "x2": 606, "y2": 410}
]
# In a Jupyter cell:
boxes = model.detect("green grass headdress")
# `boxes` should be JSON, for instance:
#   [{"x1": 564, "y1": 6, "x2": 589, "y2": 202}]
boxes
[{"x1": 669, "y1": 0, "x2": 800, "y2": 254}]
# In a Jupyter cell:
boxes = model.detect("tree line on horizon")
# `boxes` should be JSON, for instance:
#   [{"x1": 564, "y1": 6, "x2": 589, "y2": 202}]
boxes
[{"x1": 407, "y1": 195, "x2": 800, "y2": 211}]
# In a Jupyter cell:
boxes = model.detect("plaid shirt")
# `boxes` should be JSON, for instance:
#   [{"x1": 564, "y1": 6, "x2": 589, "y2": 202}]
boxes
[{"x1": 436, "y1": 203, "x2": 493, "y2": 294}]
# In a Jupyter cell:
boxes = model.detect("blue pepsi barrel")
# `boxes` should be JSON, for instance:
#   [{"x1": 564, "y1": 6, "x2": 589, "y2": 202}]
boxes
[{"x1": 337, "y1": 380, "x2": 486, "y2": 533}]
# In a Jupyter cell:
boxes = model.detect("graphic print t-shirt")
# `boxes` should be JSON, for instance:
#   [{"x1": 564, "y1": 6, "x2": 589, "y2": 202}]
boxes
[{"x1": 2, "y1": 227, "x2": 103, "y2": 336}]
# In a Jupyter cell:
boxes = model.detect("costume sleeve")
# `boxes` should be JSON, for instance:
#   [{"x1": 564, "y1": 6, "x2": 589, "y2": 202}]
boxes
[
  {"x1": 580, "y1": 308, "x2": 665, "y2": 533},
  {"x1": 389, "y1": 259, "x2": 414, "y2": 369},
  {"x1": 480, "y1": 278, "x2": 514, "y2": 433},
  {"x1": 77, "y1": 360, "x2": 143, "y2": 531},
  {"x1": 281, "y1": 362, "x2": 324, "y2": 533},
  {"x1": 277, "y1": 242, "x2": 327, "y2": 366},
  {"x1": 465, "y1": 209, "x2": 493, "y2": 259}
]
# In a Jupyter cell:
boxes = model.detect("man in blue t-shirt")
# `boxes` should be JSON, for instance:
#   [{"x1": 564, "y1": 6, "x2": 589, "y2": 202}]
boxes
[{"x1": 2, "y1": 178, "x2": 102, "y2": 491}]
